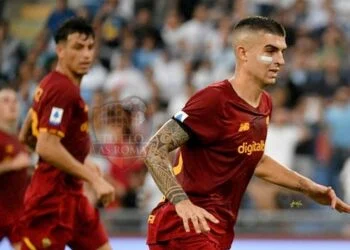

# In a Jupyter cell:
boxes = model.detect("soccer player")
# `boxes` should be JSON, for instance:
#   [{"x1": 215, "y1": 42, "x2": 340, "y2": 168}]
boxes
[
  {"x1": 0, "y1": 87, "x2": 31, "y2": 250},
  {"x1": 144, "y1": 16, "x2": 350, "y2": 250},
  {"x1": 18, "y1": 18, "x2": 115, "y2": 250}
]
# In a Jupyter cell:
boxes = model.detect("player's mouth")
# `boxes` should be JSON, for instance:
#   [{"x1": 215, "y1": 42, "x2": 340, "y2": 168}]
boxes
[
  {"x1": 80, "y1": 62, "x2": 92, "y2": 67},
  {"x1": 268, "y1": 69, "x2": 279, "y2": 77}
]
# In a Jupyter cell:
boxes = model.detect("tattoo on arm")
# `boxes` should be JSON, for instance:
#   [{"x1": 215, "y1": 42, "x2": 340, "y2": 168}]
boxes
[{"x1": 144, "y1": 119, "x2": 190, "y2": 204}]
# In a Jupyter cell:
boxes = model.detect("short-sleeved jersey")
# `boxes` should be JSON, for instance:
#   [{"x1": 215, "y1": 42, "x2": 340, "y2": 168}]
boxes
[
  {"x1": 0, "y1": 130, "x2": 29, "y2": 226},
  {"x1": 25, "y1": 71, "x2": 90, "y2": 206},
  {"x1": 148, "y1": 79, "x2": 272, "y2": 245}
]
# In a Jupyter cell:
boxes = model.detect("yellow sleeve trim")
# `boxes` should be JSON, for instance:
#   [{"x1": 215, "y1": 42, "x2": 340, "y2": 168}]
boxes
[
  {"x1": 172, "y1": 152, "x2": 183, "y2": 176},
  {"x1": 23, "y1": 237, "x2": 37, "y2": 250},
  {"x1": 30, "y1": 108, "x2": 39, "y2": 137},
  {"x1": 39, "y1": 128, "x2": 65, "y2": 138}
]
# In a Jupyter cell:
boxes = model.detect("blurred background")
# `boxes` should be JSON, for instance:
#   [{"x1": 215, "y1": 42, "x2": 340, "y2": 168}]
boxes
[{"x1": 1, "y1": 0, "x2": 350, "y2": 249}]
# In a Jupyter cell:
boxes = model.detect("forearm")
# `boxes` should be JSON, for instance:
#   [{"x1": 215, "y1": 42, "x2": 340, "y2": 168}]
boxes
[
  {"x1": 143, "y1": 119, "x2": 190, "y2": 204},
  {"x1": 254, "y1": 154, "x2": 316, "y2": 194},
  {"x1": 0, "y1": 154, "x2": 31, "y2": 175},
  {"x1": 0, "y1": 163, "x2": 15, "y2": 174},
  {"x1": 37, "y1": 139, "x2": 94, "y2": 183},
  {"x1": 19, "y1": 110, "x2": 36, "y2": 150},
  {"x1": 144, "y1": 148, "x2": 188, "y2": 204}
]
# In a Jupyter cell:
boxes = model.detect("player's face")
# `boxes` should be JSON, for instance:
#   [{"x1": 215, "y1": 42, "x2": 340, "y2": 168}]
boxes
[
  {"x1": 0, "y1": 90, "x2": 19, "y2": 123},
  {"x1": 60, "y1": 33, "x2": 95, "y2": 76},
  {"x1": 247, "y1": 32, "x2": 287, "y2": 86}
]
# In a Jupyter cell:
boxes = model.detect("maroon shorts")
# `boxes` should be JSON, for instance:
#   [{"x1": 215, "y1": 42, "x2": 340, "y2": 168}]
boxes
[
  {"x1": 20, "y1": 194, "x2": 108, "y2": 250},
  {"x1": 148, "y1": 234, "x2": 224, "y2": 250},
  {"x1": 147, "y1": 201, "x2": 234, "y2": 250},
  {"x1": 0, "y1": 222, "x2": 21, "y2": 245}
]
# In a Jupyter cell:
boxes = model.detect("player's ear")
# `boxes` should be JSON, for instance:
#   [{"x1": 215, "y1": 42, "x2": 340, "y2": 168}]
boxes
[
  {"x1": 55, "y1": 42, "x2": 65, "y2": 59},
  {"x1": 235, "y1": 45, "x2": 248, "y2": 62}
]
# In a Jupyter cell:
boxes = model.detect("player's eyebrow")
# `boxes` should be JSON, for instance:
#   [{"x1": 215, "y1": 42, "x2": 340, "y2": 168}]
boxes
[
  {"x1": 264, "y1": 44, "x2": 287, "y2": 52},
  {"x1": 75, "y1": 40, "x2": 95, "y2": 47}
]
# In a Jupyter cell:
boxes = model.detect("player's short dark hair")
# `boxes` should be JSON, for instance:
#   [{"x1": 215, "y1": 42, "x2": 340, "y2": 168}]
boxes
[
  {"x1": 54, "y1": 17, "x2": 94, "y2": 44},
  {"x1": 234, "y1": 16, "x2": 285, "y2": 37}
]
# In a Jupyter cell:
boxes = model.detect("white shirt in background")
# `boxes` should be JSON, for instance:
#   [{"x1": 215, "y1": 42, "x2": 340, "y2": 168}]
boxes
[{"x1": 265, "y1": 124, "x2": 302, "y2": 169}]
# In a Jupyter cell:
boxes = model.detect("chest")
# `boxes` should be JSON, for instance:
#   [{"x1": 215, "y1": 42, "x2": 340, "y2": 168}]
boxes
[
  {"x1": 70, "y1": 99, "x2": 89, "y2": 133},
  {"x1": 218, "y1": 111, "x2": 270, "y2": 157}
]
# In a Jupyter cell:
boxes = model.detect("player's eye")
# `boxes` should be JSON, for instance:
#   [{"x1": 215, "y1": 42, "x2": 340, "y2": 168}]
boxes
[
  {"x1": 73, "y1": 44, "x2": 83, "y2": 50},
  {"x1": 265, "y1": 48, "x2": 275, "y2": 53}
]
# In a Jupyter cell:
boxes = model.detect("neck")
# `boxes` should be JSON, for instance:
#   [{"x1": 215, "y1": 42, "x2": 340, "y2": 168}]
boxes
[
  {"x1": 0, "y1": 121, "x2": 17, "y2": 135},
  {"x1": 229, "y1": 68, "x2": 264, "y2": 108},
  {"x1": 56, "y1": 63, "x2": 82, "y2": 86}
]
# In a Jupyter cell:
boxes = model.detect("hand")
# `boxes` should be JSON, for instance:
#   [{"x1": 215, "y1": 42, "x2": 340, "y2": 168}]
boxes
[
  {"x1": 307, "y1": 184, "x2": 350, "y2": 213},
  {"x1": 175, "y1": 199, "x2": 219, "y2": 233},
  {"x1": 10, "y1": 153, "x2": 31, "y2": 171},
  {"x1": 91, "y1": 177, "x2": 115, "y2": 207}
]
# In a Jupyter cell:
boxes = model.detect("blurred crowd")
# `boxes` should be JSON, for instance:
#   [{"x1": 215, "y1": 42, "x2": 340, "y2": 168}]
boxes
[{"x1": 1, "y1": 0, "x2": 350, "y2": 213}]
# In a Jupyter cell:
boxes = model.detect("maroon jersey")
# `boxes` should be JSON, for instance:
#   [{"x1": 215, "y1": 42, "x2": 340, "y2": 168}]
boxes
[
  {"x1": 147, "y1": 80, "x2": 272, "y2": 248},
  {"x1": 0, "y1": 130, "x2": 29, "y2": 226},
  {"x1": 24, "y1": 71, "x2": 90, "y2": 210}
]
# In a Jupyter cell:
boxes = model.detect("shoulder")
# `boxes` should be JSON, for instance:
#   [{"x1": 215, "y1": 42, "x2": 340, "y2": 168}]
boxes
[
  {"x1": 182, "y1": 80, "x2": 228, "y2": 119},
  {"x1": 41, "y1": 72, "x2": 78, "y2": 93},
  {"x1": 189, "y1": 80, "x2": 228, "y2": 105},
  {"x1": 38, "y1": 72, "x2": 80, "y2": 101}
]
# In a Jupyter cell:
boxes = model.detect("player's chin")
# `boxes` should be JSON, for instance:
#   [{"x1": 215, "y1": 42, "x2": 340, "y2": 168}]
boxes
[
  {"x1": 76, "y1": 68, "x2": 90, "y2": 75},
  {"x1": 264, "y1": 78, "x2": 277, "y2": 85},
  {"x1": 5, "y1": 115, "x2": 17, "y2": 122}
]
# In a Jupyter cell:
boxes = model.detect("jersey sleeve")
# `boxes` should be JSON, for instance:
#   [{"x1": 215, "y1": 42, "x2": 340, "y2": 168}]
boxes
[
  {"x1": 36, "y1": 85, "x2": 78, "y2": 138},
  {"x1": 173, "y1": 87, "x2": 223, "y2": 144}
]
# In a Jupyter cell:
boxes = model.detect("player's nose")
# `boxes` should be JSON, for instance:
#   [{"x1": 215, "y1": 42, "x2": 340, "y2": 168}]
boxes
[
  {"x1": 276, "y1": 52, "x2": 285, "y2": 66},
  {"x1": 82, "y1": 47, "x2": 93, "y2": 59}
]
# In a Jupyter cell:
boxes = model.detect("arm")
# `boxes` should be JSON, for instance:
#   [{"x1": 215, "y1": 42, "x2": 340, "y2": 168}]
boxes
[
  {"x1": 254, "y1": 154, "x2": 313, "y2": 193},
  {"x1": 0, "y1": 152, "x2": 31, "y2": 175},
  {"x1": 255, "y1": 154, "x2": 350, "y2": 212},
  {"x1": 19, "y1": 110, "x2": 36, "y2": 150},
  {"x1": 143, "y1": 119, "x2": 190, "y2": 204},
  {"x1": 36, "y1": 132, "x2": 95, "y2": 182},
  {"x1": 36, "y1": 132, "x2": 115, "y2": 206},
  {"x1": 144, "y1": 119, "x2": 218, "y2": 233}
]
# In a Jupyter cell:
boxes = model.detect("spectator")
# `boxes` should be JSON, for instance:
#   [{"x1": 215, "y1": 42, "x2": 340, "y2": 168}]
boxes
[
  {"x1": 0, "y1": 19, "x2": 25, "y2": 82},
  {"x1": 103, "y1": 104, "x2": 146, "y2": 208},
  {"x1": 132, "y1": 7, "x2": 162, "y2": 48},
  {"x1": 33, "y1": 0, "x2": 76, "y2": 56},
  {"x1": 177, "y1": 3, "x2": 214, "y2": 61},
  {"x1": 81, "y1": 59, "x2": 108, "y2": 104},
  {"x1": 104, "y1": 53, "x2": 153, "y2": 102},
  {"x1": 324, "y1": 87, "x2": 350, "y2": 196},
  {"x1": 161, "y1": 10, "x2": 183, "y2": 57},
  {"x1": 94, "y1": 0, "x2": 127, "y2": 69},
  {"x1": 134, "y1": 34, "x2": 160, "y2": 71},
  {"x1": 152, "y1": 49, "x2": 186, "y2": 106}
]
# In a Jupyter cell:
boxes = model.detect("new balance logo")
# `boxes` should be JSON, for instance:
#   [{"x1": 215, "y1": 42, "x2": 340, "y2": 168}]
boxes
[{"x1": 238, "y1": 122, "x2": 250, "y2": 132}]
